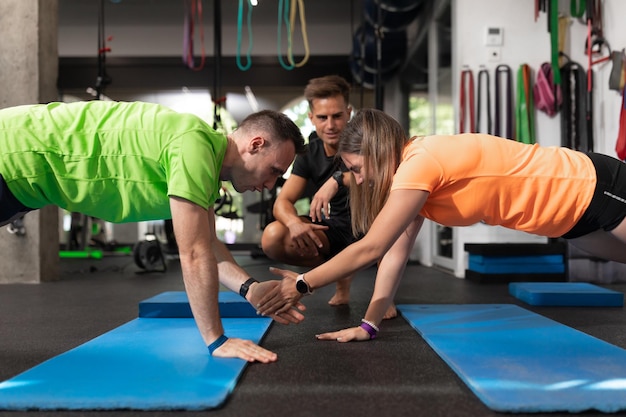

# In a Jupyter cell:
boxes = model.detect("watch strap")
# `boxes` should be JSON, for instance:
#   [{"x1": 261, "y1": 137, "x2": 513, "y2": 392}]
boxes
[
  {"x1": 239, "y1": 277, "x2": 259, "y2": 298},
  {"x1": 332, "y1": 170, "x2": 343, "y2": 187},
  {"x1": 296, "y1": 273, "x2": 313, "y2": 295}
]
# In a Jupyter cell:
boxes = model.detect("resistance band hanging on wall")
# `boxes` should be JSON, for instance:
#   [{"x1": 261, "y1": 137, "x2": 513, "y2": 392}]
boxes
[
  {"x1": 476, "y1": 67, "x2": 493, "y2": 134},
  {"x1": 235, "y1": 0, "x2": 309, "y2": 72},
  {"x1": 277, "y1": 0, "x2": 309, "y2": 70},
  {"x1": 277, "y1": 0, "x2": 294, "y2": 70},
  {"x1": 494, "y1": 64, "x2": 514, "y2": 140},
  {"x1": 548, "y1": 0, "x2": 562, "y2": 88},
  {"x1": 582, "y1": 0, "x2": 611, "y2": 153},
  {"x1": 536, "y1": 0, "x2": 566, "y2": 117},
  {"x1": 459, "y1": 67, "x2": 475, "y2": 133},
  {"x1": 534, "y1": 62, "x2": 562, "y2": 117},
  {"x1": 570, "y1": 0, "x2": 586, "y2": 18},
  {"x1": 182, "y1": 0, "x2": 205, "y2": 71},
  {"x1": 236, "y1": 0, "x2": 254, "y2": 71},
  {"x1": 516, "y1": 64, "x2": 536, "y2": 144},
  {"x1": 560, "y1": 59, "x2": 590, "y2": 151},
  {"x1": 612, "y1": 51, "x2": 626, "y2": 159},
  {"x1": 287, "y1": 0, "x2": 310, "y2": 68},
  {"x1": 616, "y1": 85, "x2": 626, "y2": 160}
]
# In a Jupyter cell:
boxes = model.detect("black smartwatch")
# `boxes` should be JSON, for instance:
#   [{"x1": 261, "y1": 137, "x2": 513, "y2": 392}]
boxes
[
  {"x1": 239, "y1": 277, "x2": 259, "y2": 298},
  {"x1": 332, "y1": 170, "x2": 343, "y2": 188},
  {"x1": 295, "y1": 274, "x2": 313, "y2": 295}
]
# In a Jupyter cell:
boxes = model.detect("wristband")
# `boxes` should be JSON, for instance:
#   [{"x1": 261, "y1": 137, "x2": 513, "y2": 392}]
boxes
[
  {"x1": 239, "y1": 277, "x2": 259, "y2": 298},
  {"x1": 361, "y1": 318, "x2": 380, "y2": 332},
  {"x1": 207, "y1": 334, "x2": 229, "y2": 354},
  {"x1": 359, "y1": 322, "x2": 378, "y2": 340}
]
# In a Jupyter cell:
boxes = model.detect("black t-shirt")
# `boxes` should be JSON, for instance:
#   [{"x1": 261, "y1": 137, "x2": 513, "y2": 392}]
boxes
[{"x1": 291, "y1": 134, "x2": 350, "y2": 219}]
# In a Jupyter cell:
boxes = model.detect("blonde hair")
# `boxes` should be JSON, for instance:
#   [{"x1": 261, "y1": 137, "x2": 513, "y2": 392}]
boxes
[{"x1": 338, "y1": 109, "x2": 411, "y2": 236}]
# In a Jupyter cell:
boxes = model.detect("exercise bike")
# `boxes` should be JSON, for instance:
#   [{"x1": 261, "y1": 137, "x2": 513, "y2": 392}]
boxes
[{"x1": 133, "y1": 187, "x2": 237, "y2": 273}]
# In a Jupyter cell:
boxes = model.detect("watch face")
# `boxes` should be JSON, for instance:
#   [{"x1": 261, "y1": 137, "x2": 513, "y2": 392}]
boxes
[{"x1": 296, "y1": 278, "x2": 309, "y2": 294}]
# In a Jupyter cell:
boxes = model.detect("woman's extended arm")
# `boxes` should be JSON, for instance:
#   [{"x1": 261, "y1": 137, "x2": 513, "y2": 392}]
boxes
[
  {"x1": 258, "y1": 189, "x2": 429, "y2": 314},
  {"x1": 315, "y1": 215, "x2": 424, "y2": 342}
]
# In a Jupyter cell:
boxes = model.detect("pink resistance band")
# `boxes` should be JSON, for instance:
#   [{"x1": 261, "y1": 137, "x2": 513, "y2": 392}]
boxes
[{"x1": 534, "y1": 62, "x2": 562, "y2": 117}]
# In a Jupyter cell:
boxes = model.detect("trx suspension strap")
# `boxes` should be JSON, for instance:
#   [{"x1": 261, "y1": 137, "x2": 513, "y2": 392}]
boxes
[
  {"x1": 459, "y1": 68, "x2": 475, "y2": 133},
  {"x1": 516, "y1": 64, "x2": 535, "y2": 144},
  {"x1": 476, "y1": 68, "x2": 492, "y2": 134},
  {"x1": 560, "y1": 60, "x2": 590, "y2": 151},
  {"x1": 495, "y1": 64, "x2": 514, "y2": 139}
]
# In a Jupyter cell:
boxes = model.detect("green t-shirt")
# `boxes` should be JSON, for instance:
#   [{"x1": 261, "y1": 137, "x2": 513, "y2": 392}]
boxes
[{"x1": 0, "y1": 101, "x2": 227, "y2": 223}]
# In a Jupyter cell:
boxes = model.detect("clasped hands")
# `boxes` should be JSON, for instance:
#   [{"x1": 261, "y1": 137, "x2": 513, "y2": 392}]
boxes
[
  {"x1": 255, "y1": 267, "x2": 303, "y2": 316},
  {"x1": 255, "y1": 267, "x2": 372, "y2": 343}
]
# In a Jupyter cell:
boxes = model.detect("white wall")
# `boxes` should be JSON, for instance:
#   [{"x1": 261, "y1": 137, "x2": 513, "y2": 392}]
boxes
[
  {"x1": 453, "y1": 0, "x2": 625, "y2": 154},
  {"x1": 436, "y1": 0, "x2": 626, "y2": 276}
]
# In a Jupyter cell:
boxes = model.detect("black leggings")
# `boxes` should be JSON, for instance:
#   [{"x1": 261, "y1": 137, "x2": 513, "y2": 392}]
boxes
[
  {"x1": 0, "y1": 174, "x2": 33, "y2": 226},
  {"x1": 562, "y1": 152, "x2": 626, "y2": 239}
]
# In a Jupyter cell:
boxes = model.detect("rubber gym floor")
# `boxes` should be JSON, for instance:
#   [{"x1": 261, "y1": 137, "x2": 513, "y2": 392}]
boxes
[{"x1": 1, "y1": 252, "x2": 626, "y2": 417}]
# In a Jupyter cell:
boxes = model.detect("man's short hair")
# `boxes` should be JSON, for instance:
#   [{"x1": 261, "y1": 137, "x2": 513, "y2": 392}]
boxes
[{"x1": 304, "y1": 75, "x2": 351, "y2": 107}]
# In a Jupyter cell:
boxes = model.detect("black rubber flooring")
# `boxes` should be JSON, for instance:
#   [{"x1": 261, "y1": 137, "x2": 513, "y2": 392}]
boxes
[{"x1": 2, "y1": 253, "x2": 626, "y2": 417}]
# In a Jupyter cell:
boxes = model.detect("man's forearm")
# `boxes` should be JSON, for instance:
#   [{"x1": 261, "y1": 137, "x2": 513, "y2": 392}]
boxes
[
  {"x1": 180, "y1": 251, "x2": 224, "y2": 346},
  {"x1": 273, "y1": 199, "x2": 303, "y2": 226},
  {"x1": 213, "y1": 238, "x2": 257, "y2": 296}
]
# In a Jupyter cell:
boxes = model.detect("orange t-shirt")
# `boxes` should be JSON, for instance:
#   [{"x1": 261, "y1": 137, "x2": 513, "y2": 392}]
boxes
[{"x1": 391, "y1": 134, "x2": 596, "y2": 238}]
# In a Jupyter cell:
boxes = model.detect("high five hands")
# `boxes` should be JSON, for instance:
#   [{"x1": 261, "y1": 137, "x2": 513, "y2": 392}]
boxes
[
  {"x1": 256, "y1": 267, "x2": 372, "y2": 344},
  {"x1": 249, "y1": 278, "x2": 306, "y2": 323},
  {"x1": 256, "y1": 267, "x2": 303, "y2": 316}
]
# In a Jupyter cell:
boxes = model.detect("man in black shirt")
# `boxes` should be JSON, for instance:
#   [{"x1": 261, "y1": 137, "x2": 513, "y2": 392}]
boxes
[{"x1": 262, "y1": 75, "x2": 396, "y2": 318}]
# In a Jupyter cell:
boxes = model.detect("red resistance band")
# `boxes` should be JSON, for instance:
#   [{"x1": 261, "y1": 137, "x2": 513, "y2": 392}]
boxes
[{"x1": 459, "y1": 69, "x2": 476, "y2": 133}]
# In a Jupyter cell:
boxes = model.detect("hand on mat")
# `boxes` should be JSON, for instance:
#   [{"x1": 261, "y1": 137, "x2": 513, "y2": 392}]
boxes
[
  {"x1": 249, "y1": 280, "x2": 306, "y2": 324},
  {"x1": 315, "y1": 326, "x2": 371, "y2": 343},
  {"x1": 213, "y1": 337, "x2": 278, "y2": 363},
  {"x1": 255, "y1": 267, "x2": 303, "y2": 316}
]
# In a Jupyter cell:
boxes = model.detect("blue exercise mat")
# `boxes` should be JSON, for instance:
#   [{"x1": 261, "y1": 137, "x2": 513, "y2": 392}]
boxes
[
  {"x1": 0, "y1": 317, "x2": 272, "y2": 410},
  {"x1": 509, "y1": 282, "x2": 624, "y2": 307},
  {"x1": 139, "y1": 291, "x2": 257, "y2": 318},
  {"x1": 469, "y1": 254, "x2": 565, "y2": 274},
  {"x1": 398, "y1": 304, "x2": 626, "y2": 413}
]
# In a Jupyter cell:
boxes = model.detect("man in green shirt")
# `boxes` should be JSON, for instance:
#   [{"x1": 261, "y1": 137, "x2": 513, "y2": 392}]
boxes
[{"x1": 0, "y1": 100, "x2": 307, "y2": 363}]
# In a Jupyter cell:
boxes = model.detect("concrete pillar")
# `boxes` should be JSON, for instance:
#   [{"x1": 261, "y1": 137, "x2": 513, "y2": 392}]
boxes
[{"x1": 0, "y1": 0, "x2": 60, "y2": 283}]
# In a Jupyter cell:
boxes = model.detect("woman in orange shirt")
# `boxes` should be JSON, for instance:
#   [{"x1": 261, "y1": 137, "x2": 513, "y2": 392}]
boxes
[{"x1": 259, "y1": 108, "x2": 626, "y2": 342}]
